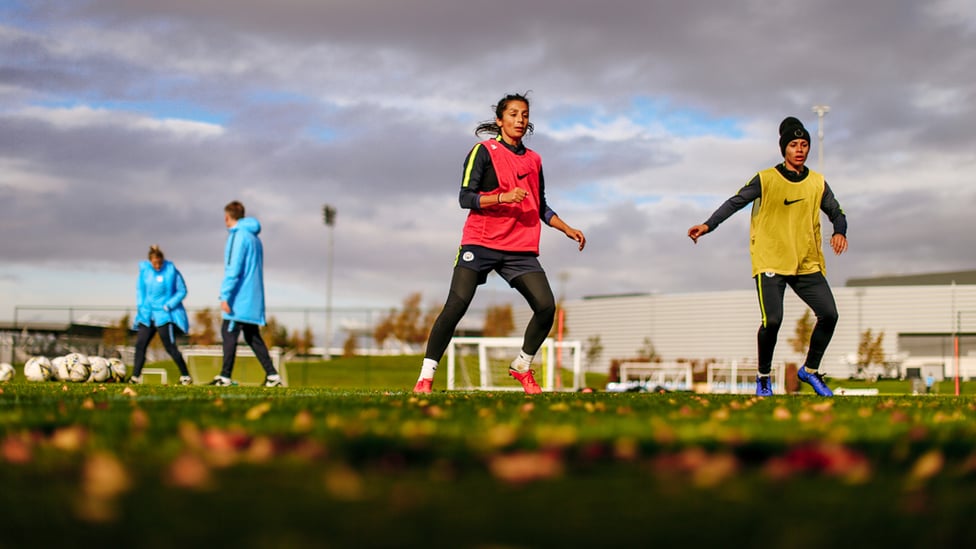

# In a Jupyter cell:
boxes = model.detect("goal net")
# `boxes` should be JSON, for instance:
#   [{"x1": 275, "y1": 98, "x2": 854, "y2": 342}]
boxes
[
  {"x1": 183, "y1": 345, "x2": 288, "y2": 386},
  {"x1": 446, "y1": 336, "x2": 583, "y2": 392},
  {"x1": 706, "y1": 360, "x2": 785, "y2": 394}
]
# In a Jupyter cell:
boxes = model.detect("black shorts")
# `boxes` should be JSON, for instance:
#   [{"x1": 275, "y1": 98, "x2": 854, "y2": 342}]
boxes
[{"x1": 454, "y1": 244, "x2": 545, "y2": 285}]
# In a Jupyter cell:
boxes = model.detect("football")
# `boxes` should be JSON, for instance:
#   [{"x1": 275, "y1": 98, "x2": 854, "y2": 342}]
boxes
[
  {"x1": 24, "y1": 356, "x2": 53, "y2": 382},
  {"x1": 89, "y1": 357, "x2": 111, "y2": 383},
  {"x1": 65, "y1": 353, "x2": 91, "y2": 383},
  {"x1": 0, "y1": 362, "x2": 14, "y2": 382},
  {"x1": 108, "y1": 358, "x2": 127, "y2": 382},
  {"x1": 51, "y1": 356, "x2": 70, "y2": 381}
]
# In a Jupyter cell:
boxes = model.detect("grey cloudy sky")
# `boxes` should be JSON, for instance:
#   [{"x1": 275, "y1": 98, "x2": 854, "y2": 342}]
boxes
[{"x1": 1, "y1": 0, "x2": 974, "y2": 331}]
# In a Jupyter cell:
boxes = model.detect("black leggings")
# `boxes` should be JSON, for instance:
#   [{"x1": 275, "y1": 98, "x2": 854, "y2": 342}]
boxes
[
  {"x1": 133, "y1": 322, "x2": 189, "y2": 377},
  {"x1": 221, "y1": 320, "x2": 278, "y2": 378},
  {"x1": 756, "y1": 272, "x2": 839, "y2": 374},
  {"x1": 424, "y1": 268, "x2": 556, "y2": 362}
]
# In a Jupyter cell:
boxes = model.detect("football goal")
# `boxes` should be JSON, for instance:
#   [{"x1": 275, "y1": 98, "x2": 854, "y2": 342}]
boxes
[
  {"x1": 707, "y1": 360, "x2": 785, "y2": 394},
  {"x1": 446, "y1": 336, "x2": 583, "y2": 392},
  {"x1": 183, "y1": 345, "x2": 288, "y2": 386}
]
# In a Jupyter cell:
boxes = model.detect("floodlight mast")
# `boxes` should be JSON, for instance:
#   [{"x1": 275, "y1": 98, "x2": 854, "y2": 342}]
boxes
[
  {"x1": 811, "y1": 105, "x2": 831, "y2": 172},
  {"x1": 323, "y1": 204, "x2": 337, "y2": 360}
]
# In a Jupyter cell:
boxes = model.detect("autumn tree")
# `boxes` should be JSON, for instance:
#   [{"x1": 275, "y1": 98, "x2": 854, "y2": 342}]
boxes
[
  {"x1": 288, "y1": 326, "x2": 315, "y2": 355},
  {"x1": 342, "y1": 332, "x2": 358, "y2": 358},
  {"x1": 189, "y1": 308, "x2": 218, "y2": 345},
  {"x1": 373, "y1": 293, "x2": 441, "y2": 350},
  {"x1": 373, "y1": 310, "x2": 396, "y2": 348},
  {"x1": 788, "y1": 310, "x2": 814, "y2": 354},
  {"x1": 102, "y1": 314, "x2": 131, "y2": 348},
  {"x1": 392, "y1": 292, "x2": 425, "y2": 345},
  {"x1": 857, "y1": 329, "x2": 885, "y2": 367},
  {"x1": 261, "y1": 316, "x2": 290, "y2": 349},
  {"x1": 483, "y1": 304, "x2": 514, "y2": 337},
  {"x1": 585, "y1": 334, "x2": 604, "y2": 366},
  {"x1": 421, "y1": 304, "x2": 440, "y2": 341}
]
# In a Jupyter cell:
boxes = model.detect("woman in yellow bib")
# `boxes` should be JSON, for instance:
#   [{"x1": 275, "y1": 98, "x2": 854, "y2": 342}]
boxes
[{"x1": 687, "y1": 117, "x2": 848, "y2": 397}]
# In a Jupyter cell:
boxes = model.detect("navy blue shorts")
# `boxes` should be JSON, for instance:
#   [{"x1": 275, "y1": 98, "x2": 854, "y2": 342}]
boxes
[{"x1": 454, "y1": 244, "x2": 545, "y2": 286}]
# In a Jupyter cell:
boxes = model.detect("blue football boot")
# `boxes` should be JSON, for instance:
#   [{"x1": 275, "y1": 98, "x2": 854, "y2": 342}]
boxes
[
  {"x1": 756, "y1": 375, "x2": 774, "y2": 397},
  {"x1": 797, "y1": 366, "x2": 833, "y2": 396}
]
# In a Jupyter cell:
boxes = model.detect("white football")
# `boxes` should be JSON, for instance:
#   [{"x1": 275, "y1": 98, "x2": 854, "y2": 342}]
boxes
[
  {"x1": 108, "y1": 358, "x2": 127, "y2": 382},
  {"x1": 0, "y1": 362, "x2": 14, "y2": 382},
  {"x1": 24, "y1": 356, "x2": 53, "y2": 382},
  {"x1": 51, "y1": 356, "x2": 70, "y2": 381},
  {"x1": 65, "y1": 353, "x2": 91, "y2": 383},
  {"x1": 89, "y1": 357, "x2": 111, "y2": 383}
]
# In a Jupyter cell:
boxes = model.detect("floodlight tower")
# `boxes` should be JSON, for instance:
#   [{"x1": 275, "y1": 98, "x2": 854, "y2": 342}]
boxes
[
  {"x1": 811, "y1": 105, "x2": 830, "y2": 172},
  {"x1": 322, "y1": 204, "x2": 337, "y2": 360}
]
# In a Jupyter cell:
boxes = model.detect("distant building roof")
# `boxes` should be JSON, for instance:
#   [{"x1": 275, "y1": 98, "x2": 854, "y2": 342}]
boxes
[
  {"x1": 0, "y1": 322, "x2": 109, "y2": 336},
  {"x1": 582, "y1": 292, "x2": 652, "y2": 300},
  {"x1": 0, "y1": 321, "x2": 70, "y2": 332},
  {"x1": 846, "y1": 270, "x2": 976, "y2": 287}
]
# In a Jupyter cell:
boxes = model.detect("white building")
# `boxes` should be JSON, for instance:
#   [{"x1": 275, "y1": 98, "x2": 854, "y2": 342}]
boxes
[{"x1": 515, "y1": 271, "x2": 976, "y2": 380}]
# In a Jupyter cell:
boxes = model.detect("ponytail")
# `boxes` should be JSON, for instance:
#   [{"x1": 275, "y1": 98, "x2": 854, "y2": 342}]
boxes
[
  {"x1": 148, "y1": 245, "x2": 165, "y2": 261},
  {"x1": 474, "y1": 92, "x2": 534, "y2": 137}
]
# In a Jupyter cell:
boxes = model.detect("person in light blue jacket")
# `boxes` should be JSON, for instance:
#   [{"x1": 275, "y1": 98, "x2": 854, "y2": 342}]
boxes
[
  {"x1": 131, "y1": 245, "x2": 193, "y2": 385},
  {"x1": 210, "y1": 201, "x2": 282, "y2": 387}
]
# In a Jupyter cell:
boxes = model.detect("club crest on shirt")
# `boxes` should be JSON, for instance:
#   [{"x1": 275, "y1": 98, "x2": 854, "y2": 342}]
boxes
[
  {"x1": 462, "y1": 251, "x2": 475, "y2": 262},
  {"x1": 156, "y1": 275, "x2": 164, "y2": 282}
]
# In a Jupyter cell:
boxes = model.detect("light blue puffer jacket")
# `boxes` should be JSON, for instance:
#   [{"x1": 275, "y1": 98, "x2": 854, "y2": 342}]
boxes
[
  {"x1": 219, "y1": 217, "x2": 267, "y2": 326},
  {"x1": 134, "y1": 259, "x2": 190, "y2": 333}
]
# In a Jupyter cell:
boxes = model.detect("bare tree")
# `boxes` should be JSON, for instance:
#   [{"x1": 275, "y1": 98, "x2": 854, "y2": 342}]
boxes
[{"x1": 636, "y1": 337, "x2": 657, "y2": 361}]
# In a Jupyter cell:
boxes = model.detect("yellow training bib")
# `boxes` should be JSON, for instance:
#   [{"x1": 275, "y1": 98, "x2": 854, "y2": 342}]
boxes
[{"x1": 749, "y1": 167, "x2": 826, "y2": 277}]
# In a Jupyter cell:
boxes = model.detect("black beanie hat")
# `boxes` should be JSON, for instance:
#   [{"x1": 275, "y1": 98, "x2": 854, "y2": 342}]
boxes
[{"x1": 779, "y1": 116, "x2": 811, "y2": 156}]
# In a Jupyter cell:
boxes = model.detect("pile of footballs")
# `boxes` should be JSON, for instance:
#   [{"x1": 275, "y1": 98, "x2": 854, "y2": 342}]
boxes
[{"x1": 0, "y1": 354, "x2": 127, "y2": 383}]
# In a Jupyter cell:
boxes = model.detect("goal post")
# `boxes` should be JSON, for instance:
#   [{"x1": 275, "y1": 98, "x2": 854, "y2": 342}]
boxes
[
  {"x1": 182, "y1": 345, "x2": 287, "y2": 386},
  {"x1": 446, "y1": 336, "x2": 583, "y2": 392}
]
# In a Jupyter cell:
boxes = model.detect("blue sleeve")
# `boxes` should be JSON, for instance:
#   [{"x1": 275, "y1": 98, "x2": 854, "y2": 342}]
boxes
[
  {"x1": 136, "y1": 265, "x2": 147, "y2": 308},
  {"x1": 220, "y1": 235, "x2": 246, "y2": 302},
  {"x1": 166, "y1": 268, "x2": 188, "y2": 310}
]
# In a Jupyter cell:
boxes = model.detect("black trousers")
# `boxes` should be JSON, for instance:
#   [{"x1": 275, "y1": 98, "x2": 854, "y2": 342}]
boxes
[
  {"x1": 755, "y1": 272, "x2": 839, "y2": 375},
  {"x1": 133, "y1": 322, "x2": 189, "y2": 377},
  {"x1": 424, "y1": 268, "x2": 556, "y2": 362},
  {"x1": 220, "y1": 320, "x2": 278, "y2": 378}
]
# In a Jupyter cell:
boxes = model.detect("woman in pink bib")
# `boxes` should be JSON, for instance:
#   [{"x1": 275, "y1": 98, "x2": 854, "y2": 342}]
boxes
[{"x1": 413, "y1": 93, "x2": 586, "y2": 394}]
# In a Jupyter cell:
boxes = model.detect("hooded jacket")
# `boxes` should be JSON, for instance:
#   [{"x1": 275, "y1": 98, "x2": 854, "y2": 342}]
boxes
[
  {"x1": 219, "y1": 217, "x2": 266, "y2": 326},
  {"x1": 134, "y1": 259, "x2": 190, "y2": 333}
]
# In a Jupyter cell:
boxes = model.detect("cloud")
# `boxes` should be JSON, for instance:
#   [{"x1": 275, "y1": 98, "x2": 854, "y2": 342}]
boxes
[{"x1": 1, "y1": 0, "x2": 974, "y2": 335}]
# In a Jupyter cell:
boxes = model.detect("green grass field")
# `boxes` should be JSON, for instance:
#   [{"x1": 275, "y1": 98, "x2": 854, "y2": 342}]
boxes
[{"x1": 2, "y1": 357, "x2": 976, "y2": 548}]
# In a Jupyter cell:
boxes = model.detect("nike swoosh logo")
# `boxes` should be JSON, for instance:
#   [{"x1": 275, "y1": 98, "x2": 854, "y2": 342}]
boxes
[
  {"x1": 517, "y1": 173, "x2": 529, "y2": 180},
  {"x1": 783, "y1": 198, "x2": 804, "y2": 205}
]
